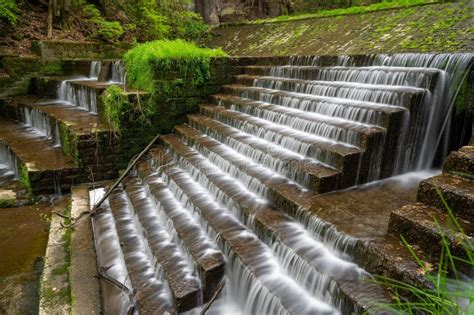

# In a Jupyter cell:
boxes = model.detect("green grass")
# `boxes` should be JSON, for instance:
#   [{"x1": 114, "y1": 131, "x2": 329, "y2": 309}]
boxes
[
  {"x1": 229, "y1": 0, "x2": 440, "y2": 26},
  {"x1": 124, "y1": 39, "x2": 227, "y2": 92},
  {"x1": 377, "y1": 190, "x2": 474, "y2": 314}
]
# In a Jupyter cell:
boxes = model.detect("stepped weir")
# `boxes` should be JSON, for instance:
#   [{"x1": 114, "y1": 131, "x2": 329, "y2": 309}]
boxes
[{"x1": 1, "y1": 53, "x2": 473, "y2": 314}]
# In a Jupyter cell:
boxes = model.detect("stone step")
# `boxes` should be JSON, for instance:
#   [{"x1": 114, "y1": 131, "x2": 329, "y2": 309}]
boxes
[
  {"x1": 242, "y1": 65, "x2": 440, "y2": 90},
  {"x1": 417, "y1": 174, "x2": 474, "y2": 222},
  {"x1": 129, "y1": 167, "x2": 226, "y2": 302},
  {"x1": 186, "y1": 114, "x2": 342, "y2": 192},
  {"x1": 443, "y1": 145, "x2": 474, "y2": 180},
  {"x1": 119, "y1": 181, "x2": 203, "y2": 312},
  {"x1": 31, "y1": 76, "x2": 114, "y2": 99},
  {"x1": 234, "y1": 74, "x2": 426, "y2": 108},
  {"x1": 199, "y1": 104, "x2": 364, "y2": 185},
  {"x1": 173, "y1": 125, "x2": 315, "y2": 206},
  {"x1": 211, "y1": 93, "x2": 387, "y2": 150},
  {"x1": 1, "y1": 96, "x2": 119, "y2": 183},
  {"x1": 97, "y1": 195, "x2": 175, "y2": 315},
  {"x1": 0, "y1": 118, "x2": 77, "y2": 194},
  {"x1": 222, "y1": 84, "x2": 408, "y2": 129},
  {"x1": 388, "y1": 203, "x2": 474, "y2": 270},
  {"x1": 147, "y1": 147, "x2": 391, "y2": 313}
]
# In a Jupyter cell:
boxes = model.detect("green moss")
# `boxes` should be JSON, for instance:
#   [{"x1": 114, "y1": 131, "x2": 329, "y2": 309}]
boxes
[
  {"x1": 59, "y1": 124, "x2": 80, "y2": 166},
  {"x1": 19, "y1": 164, "x2": 33, "y2": 200},
  {"x1": 103, "y1": 85, "x2": 131, "y2": 132}
]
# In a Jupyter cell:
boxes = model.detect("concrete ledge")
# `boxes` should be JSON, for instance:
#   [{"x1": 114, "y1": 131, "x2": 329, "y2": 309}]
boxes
[
  {"x1": 70, "y1": 186, "x2": 101, "y2": 315},
  {"x1": 39, "y1": 197, "x2": 72, "y2": 315}
]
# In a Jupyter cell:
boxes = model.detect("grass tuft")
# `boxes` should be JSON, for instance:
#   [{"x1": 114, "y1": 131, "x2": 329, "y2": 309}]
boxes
[
  {"x1": 124, "y1": 39, "x2": 227, "y2": 92},
  {"x1": 376, "y1": 189, "x2": 474, "y2": 314}
]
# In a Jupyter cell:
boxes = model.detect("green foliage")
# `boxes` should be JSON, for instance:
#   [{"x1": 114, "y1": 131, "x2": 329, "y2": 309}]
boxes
[
  {"x1": 102, "y1": 85, "x2": 131, "y2": 132},
  {"x1": 377, "y1": 191, "x2": 474, "y2": 314},
  {"x1": 124, "y1": 39, "x2": 227, "y2": 92},
  {"x1": 0, "y1": 0, "x2": 17, "y2": 25},
  {"x1": 244, "y1": 0, "x2": 439, "y2": 25},
  {"x1": 19, "y1": 164, "x2": 33, "y2": 200},
  {"x1": 82, "y1": 3, "x2": 124, "y2": 41}
]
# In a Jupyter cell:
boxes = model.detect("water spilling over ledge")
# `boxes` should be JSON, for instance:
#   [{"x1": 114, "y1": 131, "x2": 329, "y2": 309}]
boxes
[{"x1": 85, "y1": 53, "x2": 473, "y2": 314}]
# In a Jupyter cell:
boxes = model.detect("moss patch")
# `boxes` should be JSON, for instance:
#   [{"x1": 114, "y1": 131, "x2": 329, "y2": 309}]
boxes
[{"x1": 206, "y1": 1, "x2": 473, "y2": 56}]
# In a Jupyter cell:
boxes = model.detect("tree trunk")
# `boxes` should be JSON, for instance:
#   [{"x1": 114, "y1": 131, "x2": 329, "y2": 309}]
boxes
[{"x1": 47, "y1": 0, "x2": 53, "y2": 38}]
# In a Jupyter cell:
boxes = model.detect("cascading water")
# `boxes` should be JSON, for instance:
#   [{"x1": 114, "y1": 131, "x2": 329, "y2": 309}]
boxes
[
  {"x1": 56, "y1": 60, "x2": 109, "y2": 114},
  {"x1": 0, "y1": 142, "x2": 19, "y2": 180},
  {"x1": 19, "y1": 106, "x2": 57, "y2": 141},
  {"x1": 110, "y1": 60, "x2": 126, "y2": 84},
  {"x1": 91, "y1": 53, "x2": 473, "y2": 314},
  {"x1": 90, "y1": 60, "x2": 102, "y2": 79}
]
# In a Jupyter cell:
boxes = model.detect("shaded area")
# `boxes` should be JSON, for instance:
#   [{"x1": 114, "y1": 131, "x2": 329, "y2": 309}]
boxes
[{"x1": 0, "y1": 204, "x2": 51, "y2": 314}]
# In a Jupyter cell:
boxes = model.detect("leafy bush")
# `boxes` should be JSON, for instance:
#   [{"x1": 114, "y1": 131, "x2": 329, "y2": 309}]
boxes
[
  {"x1": 124, "y1": 39, "x2": 227, "y2": 92},
  {"x1": 82, "y1": 3, "x2": 124, "y2": 41},
  {"x1": 0, "y1": 0, "x2": 17, "y2": 25}
]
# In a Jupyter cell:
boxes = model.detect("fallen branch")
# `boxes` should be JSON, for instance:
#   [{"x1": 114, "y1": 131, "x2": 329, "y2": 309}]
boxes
[{"x1": 200, "y1": 280, "x2": 226, "y2": 315}]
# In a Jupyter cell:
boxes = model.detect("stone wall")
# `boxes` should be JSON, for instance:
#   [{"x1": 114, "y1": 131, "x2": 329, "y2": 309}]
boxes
[{"x1": 206, "y1": 1, "x2": 473, "y2": 55}]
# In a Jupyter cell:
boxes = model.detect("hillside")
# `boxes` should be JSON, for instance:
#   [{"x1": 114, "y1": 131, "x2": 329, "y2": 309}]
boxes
[{"x1": 206, "y1": 1, "x2": 474, "y2": 56}]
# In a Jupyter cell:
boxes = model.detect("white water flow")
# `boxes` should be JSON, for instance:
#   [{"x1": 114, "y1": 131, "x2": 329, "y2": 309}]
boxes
[
  {"x1": 20, "y1": 106, "x2": 53, "y2": 137},
  {"x1": 57, "y1": 61, "x2": 105, "y2": 113},
  {"x1": 0, "y1": 142, "x2": 19, "y2": 179},
  {"x1": 90, "y1": 61, "x2": 102, "y2": 79},
  {"x1": 111, "y1": 60, "x2": 126, "y2": 83},
  {"x1": 91, "y1": 53, "x2": 472, "y2": 314},
  {"x1": 236, "y1": 53, "x2": 473, "y2": 177}
]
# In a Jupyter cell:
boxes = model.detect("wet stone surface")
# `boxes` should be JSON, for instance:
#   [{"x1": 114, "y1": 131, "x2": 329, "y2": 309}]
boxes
[{"x1": 0, "y1": 204, "x2": 51, "y2": 314}]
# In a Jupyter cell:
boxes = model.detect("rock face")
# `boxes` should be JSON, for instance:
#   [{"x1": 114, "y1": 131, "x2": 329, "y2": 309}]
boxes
[{"x1": 195, "y1": 0, "x2": 293, "y2": 24}]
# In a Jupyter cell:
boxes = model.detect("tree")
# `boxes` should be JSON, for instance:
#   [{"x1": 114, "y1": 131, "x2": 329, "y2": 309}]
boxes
[{"x1": 47, "y1": 0, "x2": 71, "y2": 38}]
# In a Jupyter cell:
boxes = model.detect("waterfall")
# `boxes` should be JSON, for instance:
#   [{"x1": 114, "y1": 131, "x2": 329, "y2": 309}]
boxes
[
  {"x1": 110, "y1": 61, "x2": 125, "y2": 83},
  {"x1": 89, "y1": 60, "x2": 101, "y2": 79},
  {"x1": 0, "y1": 142, "x2": 19, "y2": 179},
  {"x1": 90, "y1": 53, "x2": 473, "y2": 314},
  {"x1": 56, "y1": 61, "x2": 104, "y2": 114},
  {"x1": 19, "y1": 106, "x2": 54, "y2": 140}
]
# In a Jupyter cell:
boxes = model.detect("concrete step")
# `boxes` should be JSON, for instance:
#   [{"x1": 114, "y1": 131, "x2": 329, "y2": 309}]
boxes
[
  {"x1": 222, "y1": 84, "x2": 408, "y2": 129},
  {"x1": 186, "y1": 114, "x2": 342, "y2": 192},
  {"x1": 129, "y1": 167, "x2": 226, "y2": 302},
  {"x1": 234, "y1": 74, "x2": 426, "y2": 108},
  {"x1": 241, "y1": 65, "x2": 440, "y2": 89},
  {"x1": 417, "y1": 174, "x2": 474, "y2": 222},
  {"x1": 98, "y1": 193, "x2": 176, "y2": 314},
  {"x1": 199, "y1": 104, "x2": 364, "y2": 185},
  {"x1": 147, "y1": 147, "x2": 392, "y2": 313},
  {"x1": 443, "y1": 145, "x2": 474, "y2": 180},
  {"x1": 1, "y1": 96, "x2": 120, "y2": 183},
  {"x1": 211, "y1": 93, "x2": 387, "y2": 150},
  {"x1": 0, "y1": 118, "x2": 77, "y2": 194},
  {"x1": 388, "y1": 203, "x2": 473, "y2": 271}
]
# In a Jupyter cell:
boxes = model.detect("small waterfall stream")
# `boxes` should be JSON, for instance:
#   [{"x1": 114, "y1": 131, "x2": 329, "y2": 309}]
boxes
[{"x1": 89, "y1": 53, "x2": 472, "y2": 314}]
